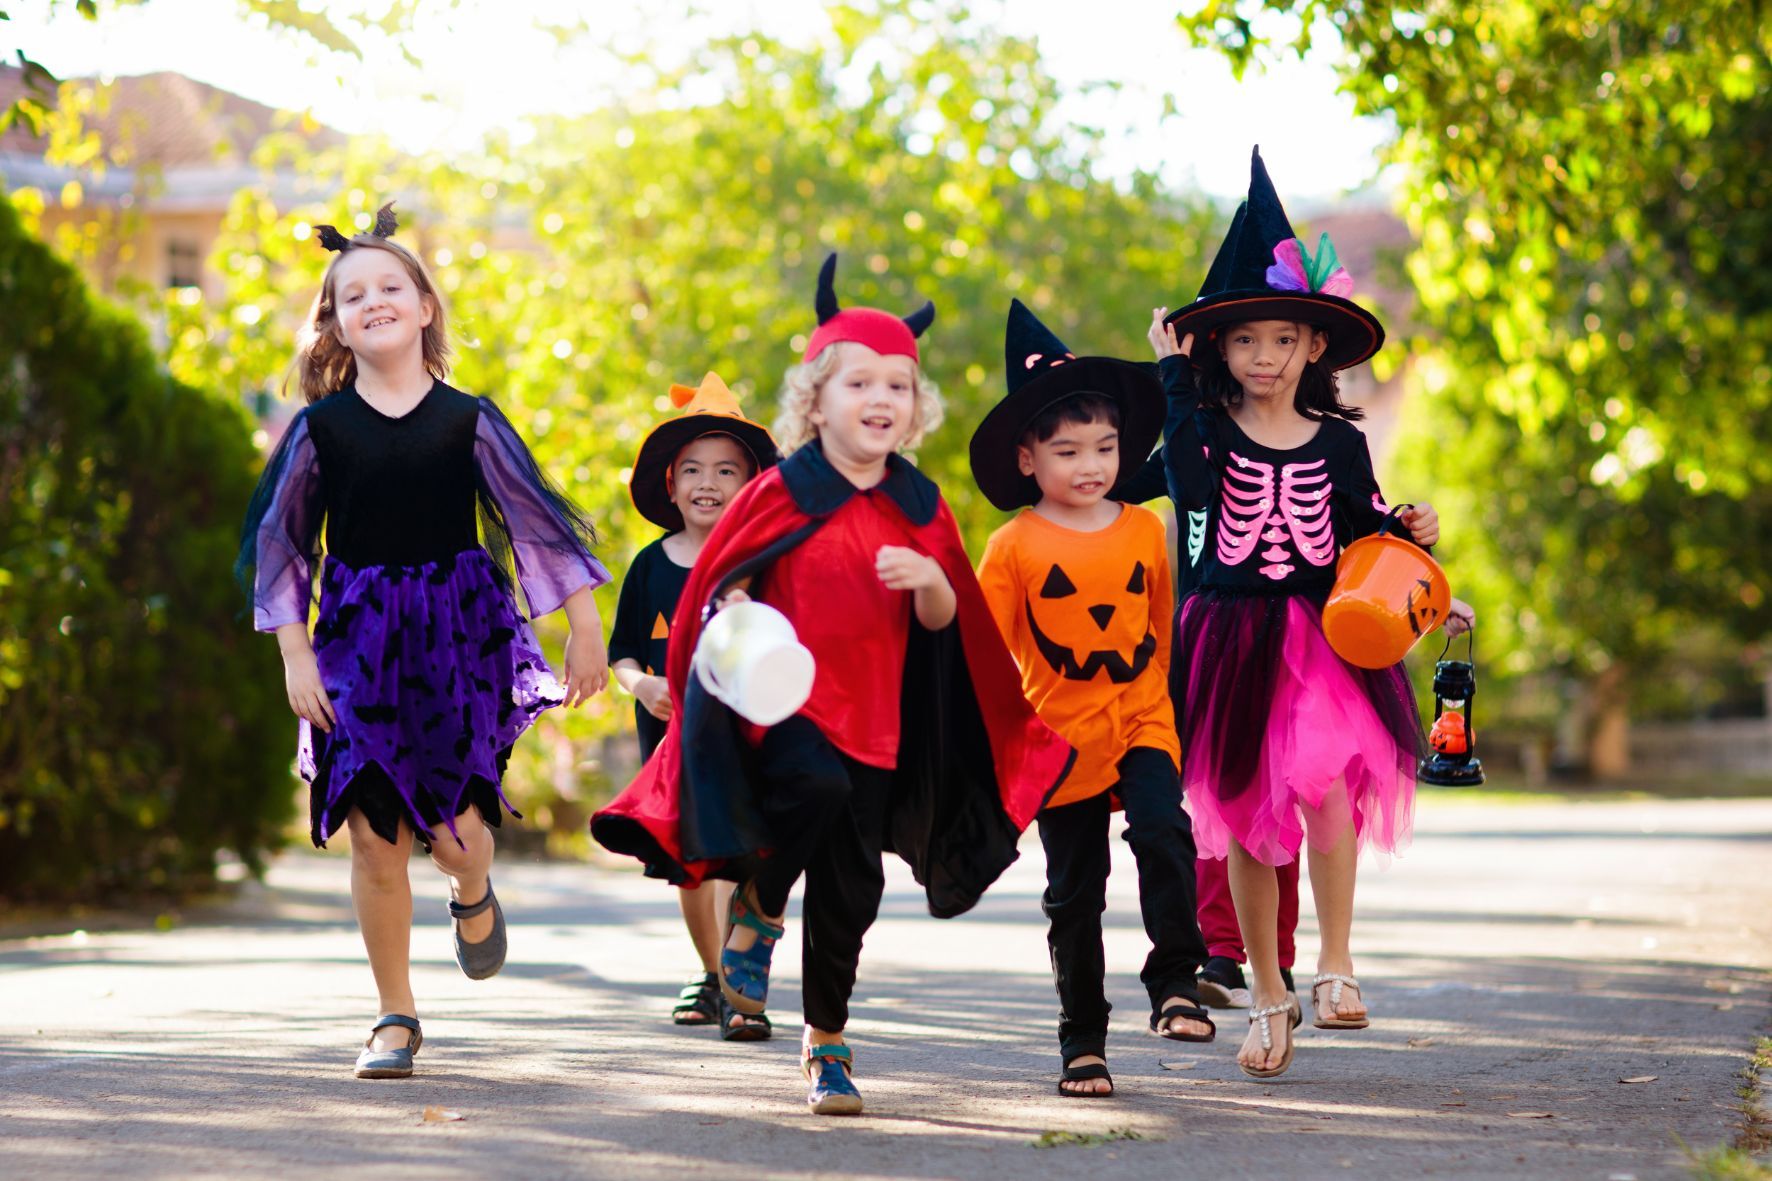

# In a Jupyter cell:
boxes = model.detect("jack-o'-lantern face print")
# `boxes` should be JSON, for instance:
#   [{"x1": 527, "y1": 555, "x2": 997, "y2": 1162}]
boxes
[
  {"x1": 1023, "y1": 560, "x2": 1156, "y2": 683},
  {"x1": 1406, "y1": 576, "x2": 1442, "y2": 637}
]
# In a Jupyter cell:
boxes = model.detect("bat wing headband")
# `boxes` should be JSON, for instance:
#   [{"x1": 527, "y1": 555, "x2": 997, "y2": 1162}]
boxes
[{"x1": 313, "y1": 201, "x2": 399, "y2": 253}]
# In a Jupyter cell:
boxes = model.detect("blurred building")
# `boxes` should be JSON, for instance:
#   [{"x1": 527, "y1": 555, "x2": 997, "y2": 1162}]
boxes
[{"x1": 0, "y1": 65, "x2": 343, "y2": 301}]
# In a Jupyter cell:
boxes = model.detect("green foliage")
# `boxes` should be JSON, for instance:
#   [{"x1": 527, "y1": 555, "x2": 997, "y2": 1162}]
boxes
[
  {"x1": 167, "y1": 0, "x2": 1220, "y2": 821},
  {"x1": 1179, "y1": 1, "x2": 1772, "y2": 710},
  {"x1": 0, "y1": 191, "x2": 292, "y2": 902},
  {"x1": 1030, "y1": 1126, "x2": 1148, "y2": 1149}
]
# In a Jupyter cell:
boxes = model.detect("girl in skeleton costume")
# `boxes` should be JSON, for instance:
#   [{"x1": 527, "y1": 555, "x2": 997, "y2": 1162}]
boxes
[
  {"x1": 1152, "y1": 150, "x2": 1446, "y2": 1080},
  {"x1": 238, "y1": 203, "x2": 609, "y2": 1079}
]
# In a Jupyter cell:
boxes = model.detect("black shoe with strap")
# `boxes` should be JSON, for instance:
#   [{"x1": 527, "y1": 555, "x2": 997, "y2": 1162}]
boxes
[
  {"x1": 719, "y1": 995, "x2": 773, "y2": 1042},
  {"x1": 1057, "y1": 1056, "x2": 1115, "y2": 1098},
  {"x1": 1150, "y1": 997, "x2": 1217, "y2": 1043},
  {"x1": 353, "y1": 1014, "x2": 422, "y2": 1079},
  {"x1": 672, "y1": 971, "x2": 720, "y2": 1027}
]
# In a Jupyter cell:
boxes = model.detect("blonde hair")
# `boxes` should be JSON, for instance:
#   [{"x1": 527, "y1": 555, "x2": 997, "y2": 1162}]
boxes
[
  {"x1": 284, "y1": 235, "x2": 452, "y2": 405},
  {"x1": 773, "y1": 342, "x2": 944, "y2": 456}
]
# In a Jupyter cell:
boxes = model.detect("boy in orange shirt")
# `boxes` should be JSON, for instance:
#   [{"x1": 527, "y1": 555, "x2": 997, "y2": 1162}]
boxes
[{"x1": 973, "y1": 301, "x2": 1213, "y2": 1099}]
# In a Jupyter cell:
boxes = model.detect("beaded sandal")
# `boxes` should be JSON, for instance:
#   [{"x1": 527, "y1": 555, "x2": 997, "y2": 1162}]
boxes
[
  {"x1": 1239, "y1": 1002, "x2": 1295, "y2": 1079},
  {"x1": 1311, "y1": 973, "x2": 1371, "y2": 1030},
  {"x1": 803, "y1": 1042, "x2": 863, "y2": 1115},
  {"x1": 720, "y1": 883, "x2": 785, "y2": 1016}
]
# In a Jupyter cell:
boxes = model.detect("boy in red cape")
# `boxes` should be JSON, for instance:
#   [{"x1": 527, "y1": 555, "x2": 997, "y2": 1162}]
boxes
[{"x1": 592, "y1": 255, "x2": 1073, "y2": 1115}]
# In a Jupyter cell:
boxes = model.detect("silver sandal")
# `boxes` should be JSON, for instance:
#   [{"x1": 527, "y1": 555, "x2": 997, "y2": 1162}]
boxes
[
  {"x1": 1311, "y1": 973, "x2": 1370, "y2": 1029},
  {"x1": 1240, "y1": 1002, "x2": 1295, "y2": 1079}
]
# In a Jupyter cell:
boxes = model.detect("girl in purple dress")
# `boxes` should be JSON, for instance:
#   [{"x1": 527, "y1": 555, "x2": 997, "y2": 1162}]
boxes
[{"x1": 238, "y1": 204, "x2": 609, "y2": 1078}]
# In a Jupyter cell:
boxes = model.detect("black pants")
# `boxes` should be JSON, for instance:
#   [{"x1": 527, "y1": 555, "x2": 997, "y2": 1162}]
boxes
[
  {"x1": 1037, "y1": 746, "x2": 1208, "y2": 1062},
  {"x1": 750, "y1": 716, "x2": 892, "y2": 1033}
]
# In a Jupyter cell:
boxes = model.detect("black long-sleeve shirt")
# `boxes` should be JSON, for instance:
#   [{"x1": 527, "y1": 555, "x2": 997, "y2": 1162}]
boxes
[{"x1": 1156, "y1": 355, "x2": 1399, "y2": 595}]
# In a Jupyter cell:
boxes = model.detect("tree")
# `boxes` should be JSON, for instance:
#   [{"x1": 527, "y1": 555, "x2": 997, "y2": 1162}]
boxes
[
  {"x1": 164, "y1": 0, "x2": 1222, "y2": 830},
  {"x1": 0, "y1": 191, "x2": 293, "y2": 901},
  {"x1": 1178, "y1": 0, "x2": 1772, "y2": 773}
]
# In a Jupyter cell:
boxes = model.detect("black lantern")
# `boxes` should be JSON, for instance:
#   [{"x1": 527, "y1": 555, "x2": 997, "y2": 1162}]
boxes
[{"x1": 1419, "y1": 629, "x2": 1484, "y2": 787}]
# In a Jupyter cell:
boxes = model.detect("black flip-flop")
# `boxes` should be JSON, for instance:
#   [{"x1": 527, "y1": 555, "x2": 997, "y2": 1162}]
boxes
[
  {"x1": 1058, "y1": 1058, "x2": 1115, "y2": 1098},
  {"x1": 718, "y1": 995, "x2": 772, "y2": 1042},
  {"x1": 1150, "y1": 1000, "x2": 1217, "y2": 1043}
]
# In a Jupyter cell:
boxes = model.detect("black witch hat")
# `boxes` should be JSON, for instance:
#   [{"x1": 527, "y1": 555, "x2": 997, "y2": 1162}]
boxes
[
  {"x1": 1164, "y1": 147, "x2": 1385, "y2": 371},
  {"x1": 968, "y1": 299, "x2": 1163, "y2": 512}
]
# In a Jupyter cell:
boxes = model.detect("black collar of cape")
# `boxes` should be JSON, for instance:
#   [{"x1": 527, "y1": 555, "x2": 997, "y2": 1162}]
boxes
[{"x1": 778, "y1": 438, "x2": 939, "y2": 527}]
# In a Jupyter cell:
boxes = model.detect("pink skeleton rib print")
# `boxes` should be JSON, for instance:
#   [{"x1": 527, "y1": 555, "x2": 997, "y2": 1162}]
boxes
[{"x1": 1216, "y1": 451, "x2": 1338, "y2": 581}]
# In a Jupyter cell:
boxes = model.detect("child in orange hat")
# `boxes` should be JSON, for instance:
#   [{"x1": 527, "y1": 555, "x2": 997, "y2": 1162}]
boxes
[{"x1": 608, "y1": 372, "x2": 779, "y2": 1039}]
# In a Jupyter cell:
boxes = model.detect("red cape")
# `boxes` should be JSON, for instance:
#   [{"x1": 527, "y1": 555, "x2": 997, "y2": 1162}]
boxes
[{"x1": 591, "y1": 442, "x2": 1074, "y2": 918}]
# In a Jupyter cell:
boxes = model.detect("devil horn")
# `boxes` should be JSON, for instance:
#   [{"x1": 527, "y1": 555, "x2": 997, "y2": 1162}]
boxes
[
  {"x1": 902, "y1": 300, "x2": 935, "y2": 338},
  {"x1": 815, "y1": 253, "x2": 840, "y2": 325},
  {"x1": 314, "y1": 224, "x2": 351, "y2": 252},
  {"x1": 372, "y1": 201, "x2": 399, "y2": 238}
]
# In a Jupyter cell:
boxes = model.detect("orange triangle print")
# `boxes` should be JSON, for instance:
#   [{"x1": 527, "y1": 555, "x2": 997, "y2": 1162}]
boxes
[{"x1": 651, "y1": 612, "x2": 670, "y2": 640}]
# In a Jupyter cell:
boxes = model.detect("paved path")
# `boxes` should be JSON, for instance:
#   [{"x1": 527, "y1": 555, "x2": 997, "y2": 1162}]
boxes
[{"x1": 3, "y1": 797, "x2": 1769, "y2": 1180}]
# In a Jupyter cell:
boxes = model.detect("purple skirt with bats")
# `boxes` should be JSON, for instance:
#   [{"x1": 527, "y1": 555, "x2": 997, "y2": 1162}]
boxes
[{"x1": 298, "y1": 547, "x2": 564, "y2": 849}]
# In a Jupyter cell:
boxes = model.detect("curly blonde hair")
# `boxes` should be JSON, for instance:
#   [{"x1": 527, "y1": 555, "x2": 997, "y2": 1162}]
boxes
[
  {"x1": 284, "y1": 236, "x2": 452, "y2": 405},
  {"x1": 773, "y1": 342, "x2": 944, "y2": 456}
]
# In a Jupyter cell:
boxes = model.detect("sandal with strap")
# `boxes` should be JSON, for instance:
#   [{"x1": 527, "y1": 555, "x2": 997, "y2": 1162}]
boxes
[
  {"x1": 1150, "y1": 998, "x2": 1217, "y2": 1043},
  {"x1": 672, "y1": 971, "x2": 720, "y2": 1026},
  {"x1": 353, "y1": 1014, "x2": 422, "y2": 1079},
  {"x1": 448, "y1": 879, "x2": 507, "y2": 981},
  {"x1": 1240, "y1": 1002, "x2": 1294, "y2": 1080},
  {"x1": 1311, "y1": 973, "x2": 1370, "y2": 1030},
  {"x1": 803, "y1": 1043, "x2": 863, "y2": 1115},
  {"x1": 1057, "y1": 1056, "x2": 1115, "y2": 1099},
  {"x1": 719, "y1": 995, "x2": 773, "y2": 1042},
  {"x1": 720, "y1": 883, "x2": 785, "y2": 1016}
]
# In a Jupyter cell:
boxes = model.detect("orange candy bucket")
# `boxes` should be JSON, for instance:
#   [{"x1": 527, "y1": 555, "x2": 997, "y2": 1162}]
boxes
[{"x1": 1322, "y1": 505, "x2": 1451, "y2": 669}]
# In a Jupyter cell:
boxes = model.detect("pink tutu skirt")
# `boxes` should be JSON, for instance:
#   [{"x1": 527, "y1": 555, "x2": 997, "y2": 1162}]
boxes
[{"x1": 1173, "y1": 588, "x2": 1421, "y2": 866}]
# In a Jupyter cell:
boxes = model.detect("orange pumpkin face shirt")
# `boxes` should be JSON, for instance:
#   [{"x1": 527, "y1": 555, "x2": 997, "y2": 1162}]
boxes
[{"x1": 977, "y1": 503, "x2": 1179, "y2": 808}]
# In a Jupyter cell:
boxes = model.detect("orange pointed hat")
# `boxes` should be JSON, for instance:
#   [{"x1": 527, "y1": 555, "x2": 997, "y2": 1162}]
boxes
[{"x1": 630, "y1": 372, "x2": 779, "y2": 531}]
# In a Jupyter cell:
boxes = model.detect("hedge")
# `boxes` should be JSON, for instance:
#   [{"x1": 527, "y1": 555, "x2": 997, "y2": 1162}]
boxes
[{"x1": 0, "y1": 193, "x2": 294, "y2": 902}]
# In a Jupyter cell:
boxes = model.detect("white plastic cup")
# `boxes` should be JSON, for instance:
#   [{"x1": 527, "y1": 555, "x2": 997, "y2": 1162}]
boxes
[{"x1": 692, "y1": 600, "x2": 816, "y2": 726}]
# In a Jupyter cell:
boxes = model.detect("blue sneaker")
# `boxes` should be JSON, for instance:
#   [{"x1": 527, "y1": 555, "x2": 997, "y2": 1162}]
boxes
[{"x1": 803, "y1": 1042, "x2": 863, "y2": 1115}]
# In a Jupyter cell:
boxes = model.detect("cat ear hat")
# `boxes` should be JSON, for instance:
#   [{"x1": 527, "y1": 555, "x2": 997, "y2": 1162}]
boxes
[
  {"x1": 630, "y1": 372, "x2": 780, "y2": 531},
  {"x1": 1163, "y1": 147, "x2": 1386, "y2": 372},
  {"x1": 968, "y1": 299, "x2": 1164, "y2": 512}
]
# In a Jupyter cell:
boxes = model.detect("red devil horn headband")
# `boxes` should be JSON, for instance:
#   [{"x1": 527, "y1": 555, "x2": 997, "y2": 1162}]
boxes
[
  {"x1": 803, "y1": 252, "x2": 936, "y2": 362},
  {"x1": 313, "y1": 201, "x2": 400, "y2": 254}
]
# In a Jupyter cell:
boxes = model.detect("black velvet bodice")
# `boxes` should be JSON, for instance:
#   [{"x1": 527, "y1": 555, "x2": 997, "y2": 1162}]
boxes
[{"x1": 304, "y1": 383, "x2": 480, "y2": 568}]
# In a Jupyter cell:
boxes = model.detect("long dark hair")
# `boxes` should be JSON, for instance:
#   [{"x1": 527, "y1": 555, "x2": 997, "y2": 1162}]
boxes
[{"x1": 1194, "y1": 323, "x2": 1364, "y2": 423}]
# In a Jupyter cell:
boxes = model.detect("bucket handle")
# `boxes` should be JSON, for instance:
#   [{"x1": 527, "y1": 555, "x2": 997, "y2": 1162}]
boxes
[{"x1": 1376, "y1": 502, "x2": 1415, "y2": 540}]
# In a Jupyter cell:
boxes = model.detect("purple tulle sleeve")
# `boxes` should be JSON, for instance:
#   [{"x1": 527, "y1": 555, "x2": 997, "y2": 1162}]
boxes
[
  {"x1": 474, "y1": 398, "x2": 610, "y2": 617},
  {"x1": 236, "y1": 412, "x2": 324, "y2": 632}
]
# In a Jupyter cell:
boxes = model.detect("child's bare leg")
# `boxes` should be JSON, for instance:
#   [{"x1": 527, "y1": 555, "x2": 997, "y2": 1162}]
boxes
[
  {"x1": 680, "y1": 880, "x2": 733, "y2": 973},
  {"x1": 1227, "y1": 841, "x2": 1288, "y2": 1072},
  {"x1": 430, "y1": 805, "x2": 496, "y2": 945},
  {"x1": 347, "y1": 809, "x2": 417, "y2": 1051},
  {"x1": 1303, "y1": 787, "x2": 1366, "y2": 1022}
]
